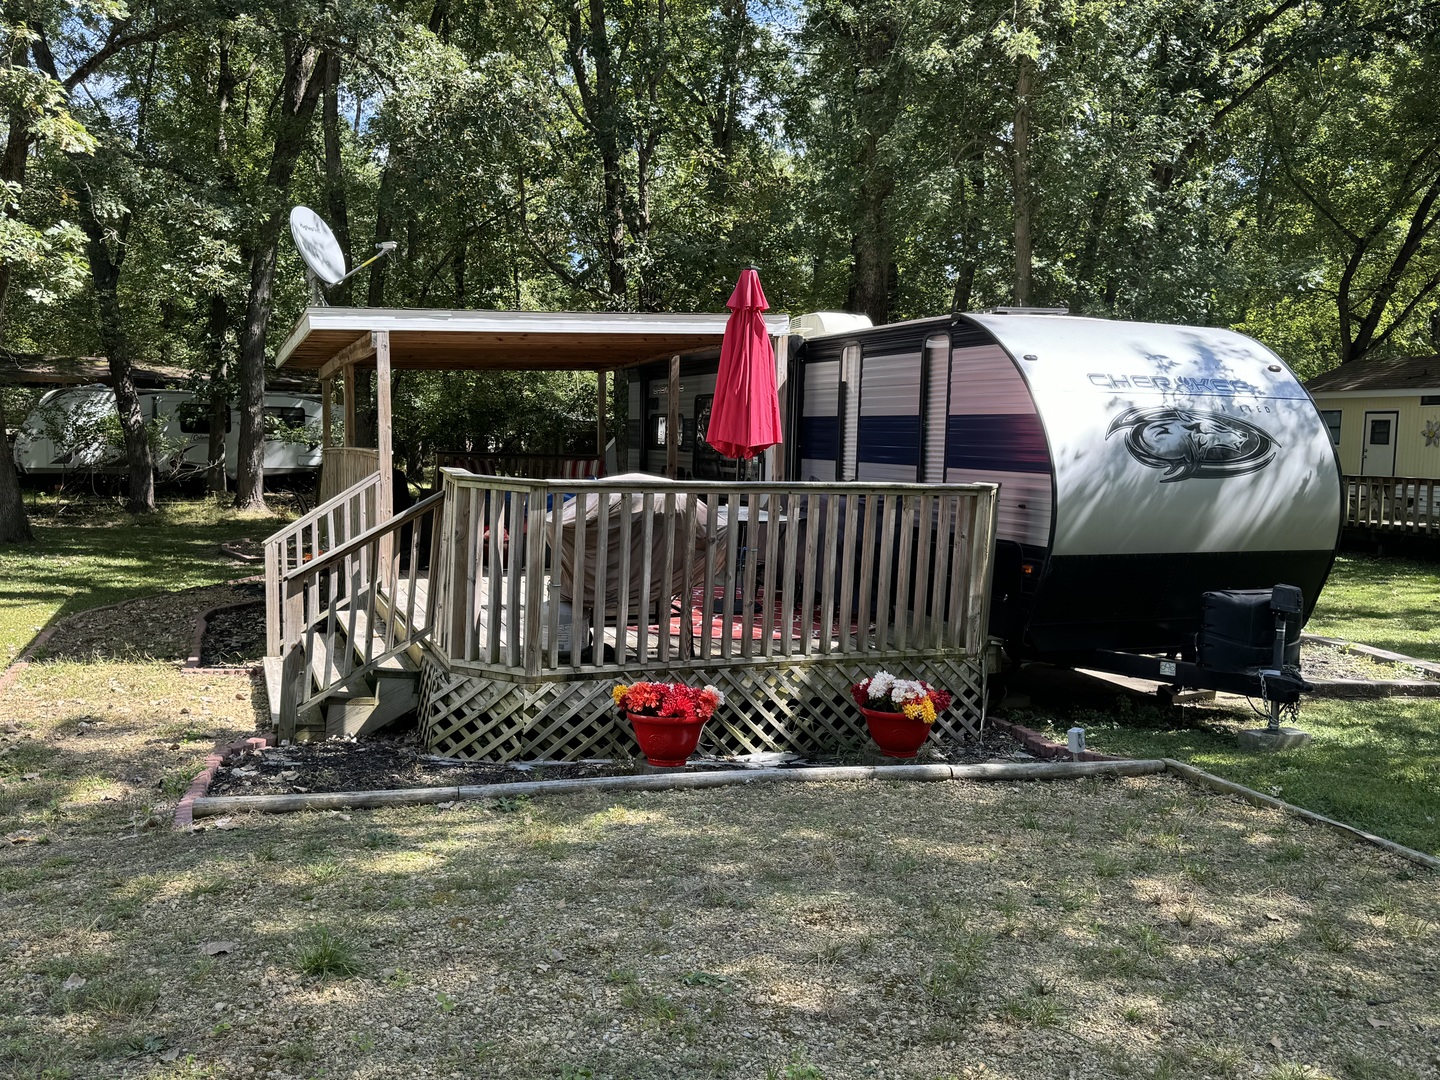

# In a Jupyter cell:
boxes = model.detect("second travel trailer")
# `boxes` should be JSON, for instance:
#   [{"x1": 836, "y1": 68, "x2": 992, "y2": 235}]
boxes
[
  {"x1": 12, "y1": 386, "x2": 324, "y2": 482},
  {"x1": 629, "y1": 309, "x2": 1343, "y2": 707}
]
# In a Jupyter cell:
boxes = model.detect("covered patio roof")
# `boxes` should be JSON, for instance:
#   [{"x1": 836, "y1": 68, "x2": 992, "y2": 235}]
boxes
[{"x1": 275, "y1": 306, "x2": 791, "y2": 372}]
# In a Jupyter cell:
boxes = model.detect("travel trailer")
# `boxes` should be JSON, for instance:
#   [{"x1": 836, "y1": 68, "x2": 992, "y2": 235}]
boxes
[
  {"x1": 12, "y1": 385, "x2": 324, "y2": 482},
  {"x1": 631, "y1": 309, "x2": 1343, "y2": 702}
]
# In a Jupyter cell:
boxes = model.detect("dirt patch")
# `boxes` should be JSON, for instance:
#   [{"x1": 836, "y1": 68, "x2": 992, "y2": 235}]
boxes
[
  {"x1": 1302, "y1": 641, "x2": 1435, "y2": 682},
  {"x1": 206, "y1": 726, "x2": 1029, "y2": 797}
]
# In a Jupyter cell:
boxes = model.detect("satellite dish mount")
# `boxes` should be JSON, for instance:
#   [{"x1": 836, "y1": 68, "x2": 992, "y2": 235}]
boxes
[{"x1": 289, "y1": 206, "x2": 397, "y2": 306}]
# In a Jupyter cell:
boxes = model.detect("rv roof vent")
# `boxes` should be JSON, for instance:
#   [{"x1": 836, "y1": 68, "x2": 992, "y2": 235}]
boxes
[{"x1": 989, "y1": 306, "x2": 1070, "y2": 316}]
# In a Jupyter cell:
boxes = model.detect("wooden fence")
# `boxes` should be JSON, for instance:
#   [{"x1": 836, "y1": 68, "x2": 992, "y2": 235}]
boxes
[
  {"x1": 319, "y1": 446, "x2": 381, "y2": 503},
  {"x1": 1344, "y1": 475, "x2": 1440, "y2": 535}
]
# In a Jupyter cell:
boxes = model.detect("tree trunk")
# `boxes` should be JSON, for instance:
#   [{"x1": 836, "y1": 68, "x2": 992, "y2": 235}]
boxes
[
  {"x1": 203, "y1": 25, "x2": 237, "y2": 493},
  {"x1": 1012, "y1": 56, "x2": 1033, "y2": 307},
  {"x1": 368, "y1": 165, "x2": 397, "y2": 308},
  {"x1": 233, "y1": 39, "x2": 327, "y2": 511},
  {"x1": 846, "y1": 143, "x2": 895, "y2": 325},
  {"x1": 204, "y1": 294, "x2": 230, "y2": 493},
  {"x1": 322, "y1": 51, "x2": 354, "y2": 305},
  {"x1": 80, "y1": 208, "x2": 155, "y2": 512},
  {"x1": 0, "y1": 38, "x2": 34, "y2": 543}
]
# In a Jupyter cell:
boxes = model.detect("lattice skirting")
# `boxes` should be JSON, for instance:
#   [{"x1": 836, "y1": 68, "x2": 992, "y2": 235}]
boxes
[{"x1": 418, "y1": 656, "x2": 986, "y2": 761}]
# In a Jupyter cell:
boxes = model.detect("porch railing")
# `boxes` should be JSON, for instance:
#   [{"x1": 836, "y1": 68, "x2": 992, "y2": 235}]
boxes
[
  {"x1": 320, "y1": 446, "x2": 381, "y2": 503},
  {"x1": 264, "y1": 471, "x2": 383, "y2": 655},
  {"x1": 1344, "y1": 475, "x2": 1440, "y2": 534},
  {"x1": 436, "y1": 450, "x2": 605, "y2": 480},
  {"x1": 275, "y1": 491, "x2": 445, "y2": 740},
  {"x1": 431, "y1": 470, "x2": 998, "y2": 677}
]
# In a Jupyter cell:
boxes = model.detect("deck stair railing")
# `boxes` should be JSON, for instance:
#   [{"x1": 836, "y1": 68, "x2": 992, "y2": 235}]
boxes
[
  {"x1": 264, "y1": 472, "x2": 383, "y2": 655},
  {"x1": 272, "y1": 490, "x2": 445, "y2": 742},
  {"x1": 431, "y1": 470, "x2": 998, "y2": 677},
  {"x1": 1344, "y1": 475, "x2": 1439, "y2": 534}
]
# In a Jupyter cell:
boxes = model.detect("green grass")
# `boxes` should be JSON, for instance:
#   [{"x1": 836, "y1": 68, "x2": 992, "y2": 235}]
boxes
[
  {"x1": 1008, "y1": 553, "x2": 1440, "y2": 856},
  {"x1": 0, "y1": 495, "x2": 290, "y2": 660},
  {"x1": 1304, "y1": 553, "x2": 1440, "y2": 660}
]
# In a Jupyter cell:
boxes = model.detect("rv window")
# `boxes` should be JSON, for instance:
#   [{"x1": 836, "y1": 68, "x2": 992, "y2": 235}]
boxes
[
  {"x1": 649, "y1": 414, "x2": 667, "y2": 449},
  {"x1": 176, "y1": 403, "x2": 233, "y2": 435},
  {"x1": 264, "y1": 406, "x2": 307, "y2": 427},
  {"x1": 1320, "y1": 410, "x2": 1341, "y2": 446}
]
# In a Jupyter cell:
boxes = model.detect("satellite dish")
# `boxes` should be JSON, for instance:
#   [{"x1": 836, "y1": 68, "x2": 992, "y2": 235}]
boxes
[{"x1": 289, "y1": 206, "x2": 346, "y2": 286}]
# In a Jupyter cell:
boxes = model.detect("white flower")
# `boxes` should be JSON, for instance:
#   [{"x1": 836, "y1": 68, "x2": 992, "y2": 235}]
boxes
[
  {"x1": 868, "y1": 671, "x2": 896, "y2": 702},
  {"x1": 703, "y1": 685, "x2": 725, "y2": 706},
  {"x1": 891, "y1": 679, "x2": 926, "y2": 706}
]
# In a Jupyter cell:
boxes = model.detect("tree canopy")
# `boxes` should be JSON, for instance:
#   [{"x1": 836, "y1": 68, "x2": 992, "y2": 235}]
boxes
[{"x1": 2, "y1": 0, "x2": 1438, "y2": 525}]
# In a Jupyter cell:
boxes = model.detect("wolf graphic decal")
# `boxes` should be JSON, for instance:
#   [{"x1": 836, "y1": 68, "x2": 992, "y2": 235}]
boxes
[{"x1": 1106, "y1": 407, "x2": 1278, "y2": 482}]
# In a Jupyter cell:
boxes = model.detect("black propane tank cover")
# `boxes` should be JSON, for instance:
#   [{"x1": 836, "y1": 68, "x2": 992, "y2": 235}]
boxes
[
  {"x1": 1198, "y1": 589, "x2": 1302, "y2": 672},
  {"x1": 1270, "y1": 584, "x2": 1303, "y2": 614}
]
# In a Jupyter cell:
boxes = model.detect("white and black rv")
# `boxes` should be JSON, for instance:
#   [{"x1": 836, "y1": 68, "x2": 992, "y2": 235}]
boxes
[{"x1": 630, "y1": 309, "x2": 1344, "y2": 705}]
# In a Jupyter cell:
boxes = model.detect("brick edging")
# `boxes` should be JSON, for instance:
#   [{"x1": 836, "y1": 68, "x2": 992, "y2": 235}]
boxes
[
  {"x1": 986, "y1": 715, "x2": 1124, "y2": 762},
  {"x1": 174, "y1": 734, "x2": 273, "y2": 829},
  {"x1": 183, "y1": 598, "x2": 266, "y2": 674}
]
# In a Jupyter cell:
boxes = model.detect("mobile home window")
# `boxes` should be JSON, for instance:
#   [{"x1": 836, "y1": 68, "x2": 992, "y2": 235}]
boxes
[
  {"x1": 1319, "y1": 410, "x2": 1341, "y2": 446},
  {"x1": 1422, "y1": 395, "x2": 1440, "y2": 405}
]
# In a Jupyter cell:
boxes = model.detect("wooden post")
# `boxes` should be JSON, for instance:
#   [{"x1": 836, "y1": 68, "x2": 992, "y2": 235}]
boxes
[
  {"x1": 666, "y1": 354, "x2": 680, "y2": 479},
  {"x1": 375, "y1": 331, "x2": 394, "y2": 584},
  {"x1": 320, "y1": 377, "x2": 332, "y2": 450},
  {"x1": 343, "y1": 365, "x2": 358, "y2": 447},
  {"x1": 596, "y1": 370, "x2": 608, "y2": 465}
]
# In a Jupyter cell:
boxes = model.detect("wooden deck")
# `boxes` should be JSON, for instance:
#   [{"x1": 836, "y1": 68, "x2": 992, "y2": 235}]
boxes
[
  {"x1": 268, "y1": 470, "x2": 1000, "y2": 761},
  {"x1": 1343, "y1": 475, "x2": 1440, "y2": 538}
]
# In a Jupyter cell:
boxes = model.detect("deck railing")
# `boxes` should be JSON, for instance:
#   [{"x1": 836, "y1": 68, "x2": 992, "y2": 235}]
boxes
[
  {"x1": 436, "y1": 450, "x2": 605, "y2": 480},
  {"x1": 264, "y1": 472, "x2": 383, "y2": 655},
  {"x1": 320, "y1": 446, "x2": 381, "y2": 503},
  {"x1": 431, "y1": 470, "x2": 998, "y2": 677},
  {"x1": 275, "y1": 491, "x2": 445, "y2": 740},
  {"x1": 1344, "y1": 475, "x2": 1440, "y2": 534}
]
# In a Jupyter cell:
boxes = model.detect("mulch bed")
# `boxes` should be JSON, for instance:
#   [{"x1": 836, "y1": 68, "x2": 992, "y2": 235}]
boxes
[
  {"x1": 197, "y1": 586, "x2": 266, "y2": 667},
  {"x1": 205, "y1": 726, "x2": 1029, "y2": 797}
]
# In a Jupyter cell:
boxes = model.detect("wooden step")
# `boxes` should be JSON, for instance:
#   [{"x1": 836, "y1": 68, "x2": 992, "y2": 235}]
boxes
[
  {"x1": 332, "y1": 605, "x2": 418, "y2": 673},
  {"x1": 324, "y1": 674, "x2": 419, "y2": 739}
]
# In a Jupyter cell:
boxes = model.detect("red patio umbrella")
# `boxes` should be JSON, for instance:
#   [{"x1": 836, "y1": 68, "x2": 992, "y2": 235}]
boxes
[{"x1": 705, "y1": 267, "x2": 782, "y2": 460}]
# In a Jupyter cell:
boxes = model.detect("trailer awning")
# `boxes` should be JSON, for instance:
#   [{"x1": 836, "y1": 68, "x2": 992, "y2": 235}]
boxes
[{"x1": 275, "y1": 307, "x2": 791, "y2": 372}]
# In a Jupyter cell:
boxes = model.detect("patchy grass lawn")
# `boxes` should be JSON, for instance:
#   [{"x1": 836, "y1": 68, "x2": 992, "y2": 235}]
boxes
[
  {"x1": 1, "y1": 653, "x2": 1436, "y2": 1080},
  {"x1": 0, "y1": 495, "x2": 292, "y2": 662},
  {"x1": 1007, "y1": 554, "x2": 1440, "y2": 857}
]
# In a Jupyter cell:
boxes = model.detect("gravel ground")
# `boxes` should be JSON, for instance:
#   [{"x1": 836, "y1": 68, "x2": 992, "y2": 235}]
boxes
[{"x1": 1302, "y1": 642, "x2": 1434, "y2": 682}]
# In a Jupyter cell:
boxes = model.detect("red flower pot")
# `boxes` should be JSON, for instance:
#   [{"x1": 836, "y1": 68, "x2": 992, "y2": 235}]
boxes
[
  {"x1": 627, "y1": 712, "x2": 707, "y2": 767},
  {"x1": 859, "y1": 705, "x2": 933, "y2": 759}
]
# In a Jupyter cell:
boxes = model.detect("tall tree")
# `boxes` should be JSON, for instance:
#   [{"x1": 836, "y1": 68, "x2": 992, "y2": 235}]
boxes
[{"x1": 233, "y1": 33, "x2": 328, "y2": 511}]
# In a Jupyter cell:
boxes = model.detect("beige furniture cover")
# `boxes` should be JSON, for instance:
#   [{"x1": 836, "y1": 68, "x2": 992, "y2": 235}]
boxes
[{"x1": 550, "y1": 477, "x2": 728, "y2": 620}]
